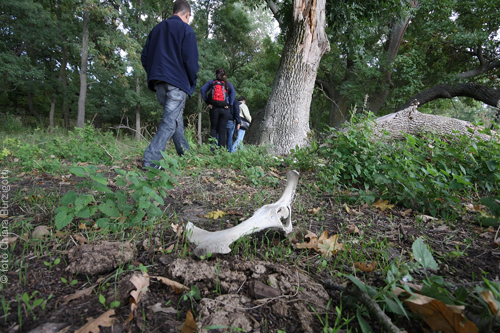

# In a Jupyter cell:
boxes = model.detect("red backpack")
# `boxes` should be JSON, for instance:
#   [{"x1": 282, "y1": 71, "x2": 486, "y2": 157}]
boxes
[{"x1": 210, "y1": 80, "x2": 228, "y2": 107}]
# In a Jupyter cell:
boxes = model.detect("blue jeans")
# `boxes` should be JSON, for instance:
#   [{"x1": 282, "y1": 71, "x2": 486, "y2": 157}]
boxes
[
  {"x1": 226, "y1": 120, "x2": 235, "y2": 152},
  {"x1": 232, "y1": 129, "x2": 246, "y2": 151},
  {"x1": 216, "y1": 120, "x2": 235, "y2": 152},
  {"x1": 143, "y1": 83, "x2": 190, "y2": 167}
]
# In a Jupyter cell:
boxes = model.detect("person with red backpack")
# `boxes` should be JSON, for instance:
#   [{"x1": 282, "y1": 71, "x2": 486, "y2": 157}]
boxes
[{"x1": 201, "y1": 68, "x2": 236, "y2": 149}]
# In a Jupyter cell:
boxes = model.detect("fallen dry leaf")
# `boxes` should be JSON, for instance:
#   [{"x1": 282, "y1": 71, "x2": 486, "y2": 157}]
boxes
[
  {"x1": 343, "y1": 203, "x2": 351, "y2": 214},
  {"x1": 148, "y1": 303, "x2": 177, "y2": 314},
  {"x1": 400, "y1": 208, "x2": 413, "y2": 217},
  {"x1": 130, "y1": 272, "x2": 150, "y2": 310},
  {"x1": 296, "y1": 230, "x2": 343, "y2": 257},
  {"x1": 151, "y1": 276, "x2": 190, "y2": 294},
  {"x1": 307, "y1": 207, "x2": 320, "y2": 215},
  {"x1": 480, "y1": 290, "x2": 500, "y2": 316},
  {"x1": 73, "y1": 234, "x2": 88, "y2": 244},
  {"x1": 74, "y1": 309, "x2": 115, "y2": 333},
  {"x1": 32, "y1": 225, "x2": 50, "y2": 238},
  {"x1": 372, "y1": 199, "x2": 394, "y2": 211},
  {"x1": 204, "y1": 209, "x2": 226, "y2": 220},
  {"x1": 171, "y1": 223, "x2": 183, "y2": 236},
  {"x1": 317, "y1": 234, "x2": 343, "y2": 257},
  {"x1": 353, "y1": 261, "x2": 377, "y2": 272},
  {"x1": 62, "y1": 286, "x2": 95, "y2": 305},
  {"x1": 346, "y1": 225, "x2": 363, "y2": 236},
  {"x1": 405, "y1": 294, "x2": 478, "y2": 333},
  {"x1": 179, "y1": 309, "x2": 197, "y2": 333}
]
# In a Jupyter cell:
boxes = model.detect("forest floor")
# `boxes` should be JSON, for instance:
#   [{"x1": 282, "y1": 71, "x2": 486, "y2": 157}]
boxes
[{"x1": 2, "y1": 155, "x2": 500, "y2": 333}]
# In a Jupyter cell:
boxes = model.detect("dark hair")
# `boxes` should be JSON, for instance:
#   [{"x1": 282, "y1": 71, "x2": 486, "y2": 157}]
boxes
[
  {"x1": 173, "y1": 0, "x2": 191, "y2": 15},
  {"x1": 238, "y1": 96, "x2": 246, "y2": 102},
  {"x1": 215, "y1": 68, "x2": 230, "y2": 93}
]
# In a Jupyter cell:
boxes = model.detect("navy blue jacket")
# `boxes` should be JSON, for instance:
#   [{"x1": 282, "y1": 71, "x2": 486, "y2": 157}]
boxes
[
  {"x1": 200, "y1": 80, "x2": 236, "y2": 107},
  {"x1": 229, "y1": 102, "x2": 242, "y2": 124},
  {"x1": 141, "y1": 15, "x2": 199, "y2": 96}
]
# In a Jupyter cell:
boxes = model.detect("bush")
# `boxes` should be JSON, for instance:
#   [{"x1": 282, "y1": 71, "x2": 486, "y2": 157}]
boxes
[{"x1": 289, "y1": 114, "x2": 500, "y2": 217}]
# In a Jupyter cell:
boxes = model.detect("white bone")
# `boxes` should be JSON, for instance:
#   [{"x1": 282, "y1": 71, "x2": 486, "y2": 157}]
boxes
[{"x1": 185, "y1": 170, "x2": 300, "y2": 257}]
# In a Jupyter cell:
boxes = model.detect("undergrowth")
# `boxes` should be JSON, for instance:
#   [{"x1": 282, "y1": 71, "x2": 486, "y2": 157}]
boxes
[{"x1": 288, "y1": 113, "x2": 500, "y2": 222}]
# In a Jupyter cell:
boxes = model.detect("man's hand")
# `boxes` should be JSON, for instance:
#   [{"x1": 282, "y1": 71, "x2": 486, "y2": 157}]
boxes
[
  {"x1": 236, "y1": 124, "x2": 240, "y2": 130},
  {"x1": 208, "y1": 104, "x2": 213, "y2": 109}
]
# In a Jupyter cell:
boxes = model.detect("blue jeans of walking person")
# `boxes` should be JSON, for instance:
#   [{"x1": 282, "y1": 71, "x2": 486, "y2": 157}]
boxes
[
  {"x1": 143, "y1": 83, "x2": 190, "y2": 167},
  {"x1": 216, "y1": 120, "x2": 235, "y2": 152},
  {"x1": 226, "y1": 120, "x2": 235, "y2": 152},
  {"x1": 232, "y1": 129, "x2": 246, "y2": 151}
]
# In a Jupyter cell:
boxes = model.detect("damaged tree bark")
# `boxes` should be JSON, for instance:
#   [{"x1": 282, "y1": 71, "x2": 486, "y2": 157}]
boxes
[
  {"x1": 185, "y1": 170, "x2": 300, "y2": 258},
  {"x1": 372, "y1": 101, "x2": 497, "y2": 141}
]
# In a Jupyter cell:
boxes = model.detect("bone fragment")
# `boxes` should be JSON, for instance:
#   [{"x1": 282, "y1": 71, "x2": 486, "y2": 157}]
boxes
[{"x1": 185, "y1": 170, "x2": 300, "y2": 257}]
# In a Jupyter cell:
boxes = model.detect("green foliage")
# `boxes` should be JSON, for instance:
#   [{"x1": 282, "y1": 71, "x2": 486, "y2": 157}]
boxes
[
  {"x1": 289, "y1": 115, "x2": 500, "y2": 217},
  {"x1": 54, "y1": 153, "x2": 178, "y2": 231},
  {"x1": 1, "y1": 124, "x2": 140, "y2": 172}
]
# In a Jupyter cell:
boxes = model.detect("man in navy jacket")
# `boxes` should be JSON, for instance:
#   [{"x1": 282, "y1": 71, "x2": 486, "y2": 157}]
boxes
[{"x1": 141, "y1": 0, "x2": 199, "y2": 169}]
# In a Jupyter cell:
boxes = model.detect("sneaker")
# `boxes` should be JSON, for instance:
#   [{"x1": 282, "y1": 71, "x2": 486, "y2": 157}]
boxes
[{"x1": 152, "y1": 164, "x2": 165, "y2": 171}]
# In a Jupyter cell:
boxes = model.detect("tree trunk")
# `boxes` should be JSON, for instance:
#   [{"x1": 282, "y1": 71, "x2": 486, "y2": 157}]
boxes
[
  {"x1": 60, "y1": 45, "x2": 70, "y2": 129},
  {"x1": 135, "y1": 75, "x2": 141, "y2": 141},
  {"x1": 367, "y1": 10, "x2": 413, "y2": 113},
  {"x1": 400, "y1": 83, "x2": 500, "y2": 110},
  {"x1": 27, "y1": 91, "x2": 43, "y2": 126},
  {"x1": 373, "y1": 101, "x2": 496, "y2": 142},
  {"x1": 49, "y1": 96, "x2": 56, "y2": 132},
  {"x1": 77, "y1": 9, "x2": 90, "y2": 128},
  {"x1": 255, "y1": 0, "x2": 330, "y2": 154}
]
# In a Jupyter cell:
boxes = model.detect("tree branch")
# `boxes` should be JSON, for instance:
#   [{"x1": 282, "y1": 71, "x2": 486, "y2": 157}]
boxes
[
  {"x1": 456, "y1": 60, "x2": 500, "y2": 79},
  {"x1": 267, "y1": 0, "x2": 282, "y2": 25}
]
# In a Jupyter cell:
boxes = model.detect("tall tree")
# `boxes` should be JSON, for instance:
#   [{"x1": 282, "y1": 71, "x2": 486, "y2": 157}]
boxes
[
  {"x1": 255, "y1": 0, "x2": 330, "y2": 154},
  {"x1": 77, "y1": 1, "x2": 90, "y2": 128}
]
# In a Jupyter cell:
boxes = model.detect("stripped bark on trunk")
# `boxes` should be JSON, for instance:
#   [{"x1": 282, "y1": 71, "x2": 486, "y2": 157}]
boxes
[{"x1": 256, "y1": 0, "x2": 330, "y2": 154}]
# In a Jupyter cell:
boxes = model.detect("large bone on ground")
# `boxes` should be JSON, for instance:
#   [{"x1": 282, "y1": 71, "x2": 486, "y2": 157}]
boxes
[{"x1": 185, "y1": 170, "x2": 300, "y2": 257}]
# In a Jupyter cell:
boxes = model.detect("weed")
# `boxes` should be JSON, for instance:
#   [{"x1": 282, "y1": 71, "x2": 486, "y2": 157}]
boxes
[{"x1": 99, "y1": 294, "x2": 120, "y2": 310}]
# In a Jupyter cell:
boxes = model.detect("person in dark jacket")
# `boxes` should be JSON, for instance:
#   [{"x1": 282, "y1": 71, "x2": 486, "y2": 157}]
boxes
[
  {"x1": 200, "y1": 68, "x2": 236, "y2": 150},
  {"x1": 141, "y1": 0, "x2": 199, "y2": 169}
]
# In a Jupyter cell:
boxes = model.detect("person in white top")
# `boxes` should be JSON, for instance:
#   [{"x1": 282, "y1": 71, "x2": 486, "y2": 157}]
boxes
[{"x1": 232, "y1": 96, "x2": 251, "y2": 151}]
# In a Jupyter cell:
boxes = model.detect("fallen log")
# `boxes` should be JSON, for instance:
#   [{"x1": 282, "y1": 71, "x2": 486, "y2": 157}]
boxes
[{"x1": 185, "y1": 170, "x2": 300, "y2": 257}]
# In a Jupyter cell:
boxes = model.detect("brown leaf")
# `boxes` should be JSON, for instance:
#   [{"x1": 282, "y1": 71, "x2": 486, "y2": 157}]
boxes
[
  {"x1": 130, "y1": 272, "x2": 150, "y2": 308},
  {"x1": 226, "y1": 209, "x2": 243, "y2": 216},
  {"x1": 73, "y1": 234, "x2": 88, "y2": 244},
  {"x1": 62, "y1": 286, "x2": 95, "y2": 305},
  {"x1": 74, "y1": 309, "x2": 115, "y2": 333},
  {"x1": 353, "y1": 261, "x2": 377, "y2": 272},
  {"x1": 307, "y1": 207, "x2": 320, "y2": 215},
  {"x1": 179, "y1": 310, "x2": 197, "y2": 333},
  {"x1": 151, "y1": 276, "x2": 190, "y2": 294},
  {"x1": 400, "y1": 208, "x2": 413, "y2": 217},
  {"x1": 372, "y1": 199, "x2": 394, "y2": 211},
  {"x1": 480, "y1": 290, "x2": 500, "y2": 316},
  {"x1": 295, "y1": 230, "x2": 319, "y2": 249},
  {"x1": 171, "y1": 223, "x2": 183, "y2": 236},
  {"x1": 347, "y1": 225, "x2": 362, "y2": 236},
  {"x1": 405, "y1": 294, "x2": 478, "y2": 333},
  {"x1": 317, "y1": 234, "x2": 343, "y2": 257}
]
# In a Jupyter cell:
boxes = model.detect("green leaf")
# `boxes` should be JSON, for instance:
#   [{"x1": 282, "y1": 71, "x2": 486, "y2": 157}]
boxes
[
  {"x1": 75, "y1": 194, "x2": 93, "y2": 209},
  {"x1": 99, "y1": 200, "x2": 120, "y2": 218},
  {"x1": 412, "y1": 237, "x2": 438, "y2": 270},
  {"x1": 96, "y1": 218, "x2": 110, "y2": 229},
  {"x1": 357, "y1": 308, "x2": 373, "y2": 333},
  {"x1": 90, "y1": 173, "x2": 108, "y2": 185},
  {"x1": 69, "y1": 167, "x2": 87, "y2": 177},
  {"x1": 75, "y1": 207, "x2": 91, "y2": 219},
  {"x1": 99, "y1": 294, "x2": 106, "y2": 305},
  {"x1": 32, "y1": 299, "x2": 43, "y2": 307},
  {"x1": 61, "y1": 191, "x2": 77, "y2": 206},
  {"x1": 55, "y1": 212, "x2": 74, "y2": 230}
]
